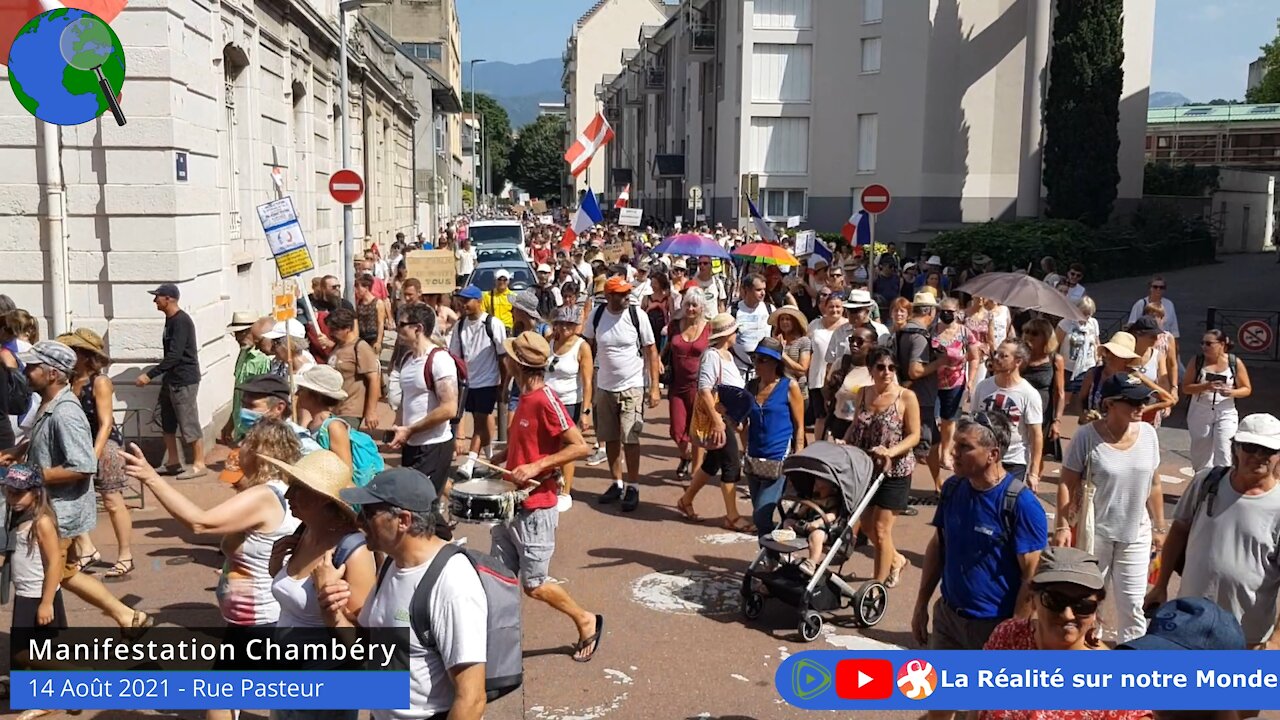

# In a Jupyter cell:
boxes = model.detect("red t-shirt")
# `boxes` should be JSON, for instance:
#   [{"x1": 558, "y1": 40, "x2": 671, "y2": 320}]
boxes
[
  {"x1": 977, "y1": 619, "x2": 1151, "y2": 720},
  {"x1": 506, "y1": 385, "x2": 575, "y2": 510}
]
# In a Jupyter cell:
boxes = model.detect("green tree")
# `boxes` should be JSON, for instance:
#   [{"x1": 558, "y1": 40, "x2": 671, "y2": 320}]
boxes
[
  {"x1": 462, "y1": 92, "x2": 513, "y2": 191},
  {"x1": 1246, "y1": 19, "x2": 1280, "y2": 104},
  {"x1": 509, "y1": 115, "x2": 565, "y2": 201},
  {"x1": 1043, "y1": 0, "x2": 1125, "y2": 227}
]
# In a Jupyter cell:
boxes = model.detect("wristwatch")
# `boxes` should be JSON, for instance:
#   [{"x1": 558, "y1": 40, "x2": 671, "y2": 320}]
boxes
[{"x1": 582, "y1": 408, "x2": 591, "y2": 415}]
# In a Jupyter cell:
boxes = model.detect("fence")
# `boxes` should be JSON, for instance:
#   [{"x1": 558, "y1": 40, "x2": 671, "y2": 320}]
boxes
[{"x1": 1206, "y1": 307, "x2": 1280, "y2": 362}]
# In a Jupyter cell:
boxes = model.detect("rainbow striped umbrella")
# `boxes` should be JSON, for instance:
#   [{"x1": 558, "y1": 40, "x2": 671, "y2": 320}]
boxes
[
  {"x1": 733, "y1": 242, "x2": 799, "y2": 267},
  {"x1": 652, "y1": 233, "x2": 731, "y2": 259}
]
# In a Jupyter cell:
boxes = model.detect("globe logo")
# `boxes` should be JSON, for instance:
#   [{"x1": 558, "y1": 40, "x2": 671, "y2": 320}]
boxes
[
  {"x1": 6, "y1": 8, "x2": 126, "y2": 126},
  {"x1": 897, "y1": 659, "x2": 938, "y2": 700}
]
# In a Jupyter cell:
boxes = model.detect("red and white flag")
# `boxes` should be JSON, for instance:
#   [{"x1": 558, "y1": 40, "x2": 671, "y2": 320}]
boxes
[
  {"x1": 1, "y1": 0, "x2": 128, "y2": 65},
  {"x1": 564, "y1": 111, "x2": 614, "y2": 177},
  {"x1": 614, "y1": 183, "x2": 630, "y2": 209}
]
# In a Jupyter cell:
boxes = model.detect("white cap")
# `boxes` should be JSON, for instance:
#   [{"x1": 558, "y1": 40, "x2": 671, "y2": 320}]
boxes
[
  {"x1": 536, "y1": 264, "x2": 552, "y2": 273},
  {"x1": 927, "y1": 255, "x2": 943, "y2": 266},
  {"x1": 1235, "y1": 414, "x2": 1280, "y2": 450},
  {"x1": 262, "y1": 318, "x2": 305, "y2": 340},
  {"x1": 495, "y1": 269, "x2": 512, "y2": 280}
]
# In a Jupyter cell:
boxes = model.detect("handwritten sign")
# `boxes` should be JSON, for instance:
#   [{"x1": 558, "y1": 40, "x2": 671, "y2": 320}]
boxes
[
  {"x1": 794, "y1": 230, "x2": 817, "y2": 257},
  {"x1": 618, "y1": 208, "x2": 643, "y2": 227},
  {"x1": 405, "y1": 249, "x2": 457, "y2": 294},
  {"x1": 602, "y1": 243, "x2": 626, "y2": 264},
  {"x1": 256, "y1": 197, "x2": 315, "y2": 278}
]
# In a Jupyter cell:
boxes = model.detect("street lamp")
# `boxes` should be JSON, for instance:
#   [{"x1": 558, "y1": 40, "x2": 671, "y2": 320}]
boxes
[
  {"x1": 469, "y1": 58, "x2": 486, "y2": 209},
  {"x1": 338, "y1": 0, "x2": 388, "y2": 303}
]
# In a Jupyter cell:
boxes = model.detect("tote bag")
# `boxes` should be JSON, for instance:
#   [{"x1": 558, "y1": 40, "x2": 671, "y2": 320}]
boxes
[
  {"x1": 1068, "y1": 452, "x2": 1097, "y2": 555},
  {"x1": 691, "y1": 352, "x2": 725, "y2": 449}
]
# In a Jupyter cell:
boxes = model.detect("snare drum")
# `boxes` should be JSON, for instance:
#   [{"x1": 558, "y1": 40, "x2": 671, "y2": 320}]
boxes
[{"x1": 449, "y1": 479, "x2": 528, "y2": 523}]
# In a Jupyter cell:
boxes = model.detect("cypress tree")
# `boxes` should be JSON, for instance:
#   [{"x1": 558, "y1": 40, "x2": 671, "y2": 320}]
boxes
[{"x1": 1043, "y1": 0, "x2": 1125, "y2": 227}]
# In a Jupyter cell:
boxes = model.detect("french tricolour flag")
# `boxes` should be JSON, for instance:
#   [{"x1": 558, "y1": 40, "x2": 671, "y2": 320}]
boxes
[
  {"x1": 564, "y1": 112, "x2": 615, "y2": 177},
  {"x1": 561, "y1": 188, "x2": 604, "y2": 249},
  {"x1": 746, "y1": 196, "x2": 778, "y2": 244},
  {"x1": 1, "y1": 0, "x2": 128, "y2": 66},
  {"x1": 615, "y1": 183, "x2": 630, "y2": 209},
  {"x1": 842, "y1": 209, "x2": 871, "y2": 247}
]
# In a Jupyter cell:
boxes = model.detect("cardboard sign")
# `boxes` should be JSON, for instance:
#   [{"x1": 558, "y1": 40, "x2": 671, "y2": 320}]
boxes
[
  {"x1": 539, "y1": 215, "x2": 554, "y2": 225},
  {"x1": 256, "y1": 196, "x2": 315, "y2": 279},
  {"x1": 405, "y1": 249, "x2": 457, "y2": 294},
  {"x1": 531, "y1": 200, "x2": 548, "y2": 214},
  {"x1": 794, "y1": 230, "x2": 816, "y2": 257},
  {"x1": 602, "y1": 243, "x2": 626, "y2": 264},
  {"x1": 618, "y1": 207, "x2": 643, "y2": 227},
  {"x1": 787, "y1": 215, "x2": 801, "y2": 228}
]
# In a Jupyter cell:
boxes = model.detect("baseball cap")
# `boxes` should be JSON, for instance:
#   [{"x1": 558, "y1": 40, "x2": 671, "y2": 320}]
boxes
[
  {"x1": 1032, "y1": 546, "x2": 1105, "y2": 590},
  {"x1": 1234, "y1": 413, "x2": 1280, "y2": 451},
  {"x1": 671, "y1": 259, "x2": 687, "y2": 270},
  {"x1": 147, "y1": 283, "x2": 180, "y2": 300},
  {"x1": 341, "y1": 466, "x2": 438, "y2": 512},
  {"x1": 236, "y1": 373, "x2": 292, "y2": 402},
  {"x1": 455, "y1": 285, "x2": 483, "y2": 301},
  {"x1": 536, "y1": 264, "x2": 553, "y2": 273},
  {"x1": 495, "y1": 269, "x2": 512, "y2": 281},
  {"x1": 1128, "y1": 316, "x2": 1161, "y2": 337},
  {"x1": 262, "y1": 318, "x2": 306, "y2": 340},
  {"x1": 17, "y1": 340, "x2": 77, "y2": 374},
  {"x1": 0, "y1": 464, "x2": 43, "y2": 491},
  {"x1": 1100, "y1": 373, "x2": 1155, "y2": 403},
  {"x1": 753, "y1": 337, "x2": 783, "y2": 362},
  {"x1": 1118, "y1": 597, "x2": 1245, "y2": 651},
  {"x1": 604, "y1": 277, "x2": 633, "y2": 294}
]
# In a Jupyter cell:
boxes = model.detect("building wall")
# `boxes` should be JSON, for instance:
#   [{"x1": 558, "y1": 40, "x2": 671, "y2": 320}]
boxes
[
  {"x1": 1214, "y1": 169, "x2": 1276, "y2": 254},
  {"x1": 1249, "y1": 57, "x2": 1268, "y2": 94},
  {"x1": 0, "y1": 0, "x2": 417, "y2": 441}
]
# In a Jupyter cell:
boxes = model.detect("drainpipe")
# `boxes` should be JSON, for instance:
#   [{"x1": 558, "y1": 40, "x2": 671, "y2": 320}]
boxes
[
  {"x1": 41, "y1": 120, "x2": 70, "y2": 337},
  {"x1": 1017, "y1": 0, "x2": 1052, "y2": 218}
]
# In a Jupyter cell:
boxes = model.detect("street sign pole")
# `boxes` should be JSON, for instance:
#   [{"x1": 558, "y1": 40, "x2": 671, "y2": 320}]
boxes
[
  {"x1": 339, "y1": 6, "x2": 354, "y2": 305},
  {"x1": 870, "y1": 213, "x2": 877, "y2": 283}
]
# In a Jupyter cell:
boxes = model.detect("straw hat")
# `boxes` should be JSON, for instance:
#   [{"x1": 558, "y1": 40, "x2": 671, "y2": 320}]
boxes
[
  {"x1": 228, "y1": 312, "x2": 258, "y2": 330},
  {"x1": 259, "y1": 450, "x2": 357, "y2": 517},
  {"x1": 58, "y1": 328, "x2": 108, "y2": 359},
  {"x1": 708, "y1": 313, "x2": 738, "y2": 340},
  {"x1": 505, "y1": 331, "x2": 552, "y2": 368},
  {"x1": 768, "y1": 306, "x2": 809, "y2": 333},
  {"x1": 295, "y1": 364, "x2": 349, "y2": 401},
  {"x1": 1100, "y1": 331, "x2": 1139, "y2": 361}
]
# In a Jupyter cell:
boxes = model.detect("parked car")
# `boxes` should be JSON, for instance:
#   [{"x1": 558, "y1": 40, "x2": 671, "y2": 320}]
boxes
[{"x1": 467, "y1": 260, "x2": 534, "y2": 293}]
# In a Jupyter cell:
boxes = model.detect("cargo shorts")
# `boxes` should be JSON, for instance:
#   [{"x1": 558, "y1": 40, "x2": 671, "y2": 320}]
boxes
[
  {"x1": 593, "y1": 387, "x2": 645, "y2": 445},
  {"x1": 491, "y1": 507, "x2": 558, "y2": 590}
]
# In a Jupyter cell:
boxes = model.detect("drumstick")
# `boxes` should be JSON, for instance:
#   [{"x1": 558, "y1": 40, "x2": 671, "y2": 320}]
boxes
[{"x1": 470, "y1": 456, "x2": 514, "y2": 477}]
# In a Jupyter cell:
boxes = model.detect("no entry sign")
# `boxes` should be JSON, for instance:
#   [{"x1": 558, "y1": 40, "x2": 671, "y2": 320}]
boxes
[
  {"x1": 329, "y1": 169, "x2": 364, "y2": 205},
  {"x1": 1237, "y1": 320, "x2": 1273, "y2": 354},
  {"x1": 861, "y1": 185, "x2": 892, "y2": 214}
]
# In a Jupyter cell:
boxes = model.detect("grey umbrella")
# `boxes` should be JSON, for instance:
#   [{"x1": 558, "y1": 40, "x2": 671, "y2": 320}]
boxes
[{"x1": 955, "y1": 272, "x2": 1085, "y2": 321}]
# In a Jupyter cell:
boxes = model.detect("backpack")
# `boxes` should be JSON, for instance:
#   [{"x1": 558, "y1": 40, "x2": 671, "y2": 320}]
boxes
[
  {"x1": 893, "y1": 325, "x2": 932, "y2": 387},
  {"x1": 316, "y1": 417, "x2": 385, "y2": 487},
  {"x1": 425, "y1": 347, "x2": 469, "y2": 425},
  {"x1": 1175, "y1": 466, "x2": 1280, "y2": 573},
  {"x1": 375, "y1": 543, "x2": 522, "y2": 702},
  {"x1": 534, "y1": 286, "x2": 558, "y2": 321},
  {"x1": 1191, "y1": 353, "x2": 1238, "y2": 387},
  {"x1": 591, "y1": 304, "x2": 644, "y2": 357},
  {"x1": 940, "y1": 473, "x2": 1029, "y2": 545},
  {"x1": 729, "y1": 300, "x2": 776, "y2": 379}
]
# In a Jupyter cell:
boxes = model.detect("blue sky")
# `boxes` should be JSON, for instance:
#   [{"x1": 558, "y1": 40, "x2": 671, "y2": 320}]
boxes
[{"x1": 457, "y1": 0, "x2": 1279, "y2": 103}]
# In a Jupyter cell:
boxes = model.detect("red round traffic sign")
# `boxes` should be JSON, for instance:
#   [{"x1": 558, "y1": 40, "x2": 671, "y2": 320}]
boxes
[
  {"x1": 861, "y1": 184, "x2": 891, "y2": 214},
  {"x1": 329, "y1": 169, "x2": 365, "y2": 204},
  {"x1": 1237, "y1": 320, "x2": 1273, "y2": 353}
]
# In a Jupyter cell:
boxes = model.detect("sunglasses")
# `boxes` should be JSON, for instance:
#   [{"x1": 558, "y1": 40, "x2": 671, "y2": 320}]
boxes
[
  {"x1": 1201, "y1": 340, "x2": 1220, "y2": 346},
  {"x1": 1040, "y1": 590, "x2": 1099, "y2": 616},
  {"x1": 1150, "y1": 284, "x2": 1166, "y2": 289},
  {"x1": 1238, "y1": 442, "x2": 1279, "y2": 457},
  {"x1": 872, "y1": 363, "x2": 896, "y2": 372},
  {"x1": 398, "y1": 321, "x2": 421, "y2": 329}
]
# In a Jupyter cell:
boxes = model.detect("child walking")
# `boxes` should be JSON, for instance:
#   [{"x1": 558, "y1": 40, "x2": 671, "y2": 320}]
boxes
[{"x1": 4, "y1": 464, "x2": 65, "y2": 720}]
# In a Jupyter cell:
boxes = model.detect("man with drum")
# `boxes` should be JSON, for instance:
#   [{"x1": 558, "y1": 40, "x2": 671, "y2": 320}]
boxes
[
  {"x1": 489, "y1": 331, "x2": 603, "y2": 663},
  {"x1": 388, "y1": 304, "x2": 460, "y2": 541}
]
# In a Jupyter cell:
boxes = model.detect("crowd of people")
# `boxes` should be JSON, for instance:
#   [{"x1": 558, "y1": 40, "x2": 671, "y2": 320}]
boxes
[{"x1": 0, "y1": 212, "x2": 1275, "y2": 720}]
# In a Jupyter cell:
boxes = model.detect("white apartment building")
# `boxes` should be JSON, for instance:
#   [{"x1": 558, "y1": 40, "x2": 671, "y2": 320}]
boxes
[
  {"x1": 0, "y1": 0, "x2": 446, "y2": 443},
  {"x1": 562, "y1": 0, "x2": 673, "y2": 204},
  {"x1": 1250, "y1": 57, "x2": 1269, "y2": 95},
  {"x1": 602, "y1": 0, "x2": 1156, "y2": 242}
]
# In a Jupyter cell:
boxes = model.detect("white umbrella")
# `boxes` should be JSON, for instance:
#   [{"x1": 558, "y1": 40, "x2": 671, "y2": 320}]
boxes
[{"x1": 956, "y1": 272, "x2": 1085, "y2": 322}]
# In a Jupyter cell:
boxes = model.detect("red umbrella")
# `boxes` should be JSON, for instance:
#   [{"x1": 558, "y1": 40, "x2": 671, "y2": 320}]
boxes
[{"x1": 1, "y1": 0, "x2": 128, "y2": 64}]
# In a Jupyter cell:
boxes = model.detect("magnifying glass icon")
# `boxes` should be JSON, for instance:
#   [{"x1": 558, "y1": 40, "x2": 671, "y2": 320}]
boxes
[{"x1": 58, "y1": 13, "x2": 126, "y2": 126}]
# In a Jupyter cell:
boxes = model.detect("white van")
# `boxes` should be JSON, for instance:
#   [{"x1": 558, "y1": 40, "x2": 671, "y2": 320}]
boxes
[{"x1": 468, "y1": 219, "x2": 525, "y2": 249}]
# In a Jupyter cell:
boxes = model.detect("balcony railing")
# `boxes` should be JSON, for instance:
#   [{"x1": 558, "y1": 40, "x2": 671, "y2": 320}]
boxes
[
  {"x1": 644, "y1": 67, "x2": 666, "y2": 93},
  {"x1": 689, "y1": 23, "x2": 716, "y2": 58}
]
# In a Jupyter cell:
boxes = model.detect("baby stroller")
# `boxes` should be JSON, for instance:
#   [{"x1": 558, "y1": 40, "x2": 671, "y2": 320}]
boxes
[{"x1": 740, "y1": 442, "x2": 889, "y2": 642}]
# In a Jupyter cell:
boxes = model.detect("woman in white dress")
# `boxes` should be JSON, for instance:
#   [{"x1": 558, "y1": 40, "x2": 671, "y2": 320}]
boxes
[{"x1": 1182, "y1": 329, "x2": 1252, "y2": 473}]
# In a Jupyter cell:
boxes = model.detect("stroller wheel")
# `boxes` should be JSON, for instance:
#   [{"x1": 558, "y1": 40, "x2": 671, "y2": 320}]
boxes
[
  {"x1": 798, "y1": 611, "x2": 823, "y2": 642},
  {"x1": 853, "y1": 581, "x2": 888, "y2": 628},
  {"x1": 743, "y1": 591, "x2": 765, "y2": 620}
]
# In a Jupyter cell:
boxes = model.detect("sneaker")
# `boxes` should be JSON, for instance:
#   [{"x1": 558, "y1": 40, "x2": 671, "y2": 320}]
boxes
[
  {"x1": 621, "y1": 486, "x2": 640, "y2": 512},
  {"x1": 586, "y1": 448, "x2": 607, "y2": 466},
  {"x1": 456, "y1": 461, "x2": 474, "y2": 480},
  {"x1": 675, "y1": 458, "x2": 691, "y2": 480},
  {"x1": 557, "y1": 494, "x2": 573, "y2": 512},
  {"x1": 598, "y1": 483, "x2": 623, "y2": 505}
]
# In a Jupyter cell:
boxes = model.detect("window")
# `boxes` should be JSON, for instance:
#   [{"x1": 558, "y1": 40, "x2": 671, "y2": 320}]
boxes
[
  {"x1": 863, "y1": 0, "x2": 883, "y2": 24},
  {"x1": 748, "y1": 116, "x2": 809, "y2": 174},
  {"x1": 751, "y1": 44, "x2": 812, "y2": 102},
  {"x1": 405, "y1": 42, "x2": 443, "y2": 61},
  {"x1": 860, "y1": 38, "x2": 881, "y2": 74},
  {"x1": 857, "y1": 113, "x2": 878, "y2": 172},
  {"x1": 762, "y1": 189, "x2": 806, "y2": 219},
  {"x1": 753, "y1": 0, "x2": 812, "y2": 29}
]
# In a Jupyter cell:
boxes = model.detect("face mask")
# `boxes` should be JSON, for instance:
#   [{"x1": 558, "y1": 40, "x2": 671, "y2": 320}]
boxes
[
  {"x1": 238, "y1": 408, "x2": 264, "y2": 429},
  {"x1": 938, "y1": 310, "x2": 956, "y2": 324}
]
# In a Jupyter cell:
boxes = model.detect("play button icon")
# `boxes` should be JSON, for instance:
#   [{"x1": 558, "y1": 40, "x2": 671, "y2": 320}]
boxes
[
  {"x1": 835, "y1": 659, "x2": 894, "y2": 700},
  {"x1": 791, "y1": 659, "x2": 833, "y2": 700},
  {"x1": 858, "y1": 670, "x2": 874, "y2": 688}
]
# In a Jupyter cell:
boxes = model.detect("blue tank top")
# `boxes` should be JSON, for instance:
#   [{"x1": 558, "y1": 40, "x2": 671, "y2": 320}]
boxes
[{"x1": 747, "y1": 376, "x2": 792, "y2": 460}]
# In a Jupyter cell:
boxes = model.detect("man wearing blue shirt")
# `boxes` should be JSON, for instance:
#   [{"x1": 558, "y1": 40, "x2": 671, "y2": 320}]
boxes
[{"x1": 912, "y1": 411, "x2": 1047, "y2": 664}]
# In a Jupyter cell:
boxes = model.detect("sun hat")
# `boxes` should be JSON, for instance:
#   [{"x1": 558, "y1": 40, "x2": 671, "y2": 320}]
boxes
[
  {"x1": 1100, "y1": 373, "x2": 1155, "y2": 403},
  {"x1": 510, "y1": 289, "x2": 543, "y2": 319},
  {"x1": 708, "y1": 313, "x2": 738, "y2": 341},
  {"x1": 844, "y1": 289, "x2": 875, "y2": 309},
  {"x1": 672, "y1": 259, "x2": 687, "y2": 270},
  {"x1": 1099, "y1": 331, "x2": 1139, "y2": 360},
  {"x1": 17, "y1": 340, "x2": 77, "y2": 374},
  {"x1": 340, "y1": 466, "x2": 440, "y2": 509},
  {"x1": 262, "y1": 318, "x2": 306, "y2": 340},
  {"x1": 768, "y1": 306, "x2": 809, "y2": 333},
  {"x1": 902, "y1": 262, "x2": 917, "y2": 273},
  {"x1": 229, "y1": 311, "x2": 258, "y2": 330},
  {"x1": 604, "y1": 277, "x2": 633, "y2": 294},
  {"x1": 1032, "y1": 546, "x2": 1105, "y2": 590},
  {"x1": 553, "y1": 306, "x2": 580, "y2": 325},
  {"x1": 753, "y1": 337, "x2": 784, "y2": 363},
  {"x1": 147, "y1": 283, "x2": 180, "y2": 300},
  {"x1": 1127, "y1": 316, "x2": 1161, "y2": 337},
  {"x1": 295, "y1": 364, "x2": 349, "y2": 401},
  {"x1": 1117, "y1": 597, "x2": 1245, "y2": 652},
  {"x1": 219, "y1": 449, "x2": 245, "y2": 485},
  {"x1": 504, "y1": 331, "x2": 552, "y2": 368},
  {"x1": 0, "y1": 464, "x2": 43, "y2": 491},
  {"x1": 912, "y1": 292, "x2": 938, "y2": 308},
  {"x1": 259, "y1": 450, "x2": 357, "y2": 517},
  {"x1": 455, "y1": 285, "x2": 483, "y2": 301},
  {"x1": 58, "y1": 328, "x2": 108, "y2": 359},
  {"x1": 926, "y1": 255, "x2": 943, "y2": 266},
  {"x1": 1234, "y1": 413, "x2": 1280, "y2": 451}
]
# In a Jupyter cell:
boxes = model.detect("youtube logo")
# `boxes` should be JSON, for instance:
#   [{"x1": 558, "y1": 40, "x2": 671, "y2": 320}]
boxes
[{"x1": 835, "y1": 659, "x2": 893, "y2": 700}]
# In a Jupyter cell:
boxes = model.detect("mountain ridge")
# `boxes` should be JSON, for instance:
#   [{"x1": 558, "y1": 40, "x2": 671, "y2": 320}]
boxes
[{"x1": 463, "y1": 57, "x2": 563, "y2": 127}]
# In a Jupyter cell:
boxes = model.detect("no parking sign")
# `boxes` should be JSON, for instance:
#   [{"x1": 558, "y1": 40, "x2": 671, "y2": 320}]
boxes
[{"x1": 1238, "y1": 320, "x2": 1274, "y2": 354}]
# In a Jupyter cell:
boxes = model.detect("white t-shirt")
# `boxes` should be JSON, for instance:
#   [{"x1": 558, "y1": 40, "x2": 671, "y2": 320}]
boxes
[
  {"x1": 694, "y1": 276, "x2": 724, "y2": 319},
  {"x1": 454, "y1": 246, "x2": 476, "y2": 276},
  {"x1": 399, "y1": 349, "x2": 459, "y2": 446},
  {"x1": 808, "y1": 319, "x2": 844, "y2": 389},
  {"x1": 362, "y1": 553, "x2": 488, "y2": 720},
  {"x1": 1062, "y1": 422, "x2": 1160, "y2": 543},
  {"x1": 629, "y1": 278, "x2": 653, "y2": 307},
  {"x1": 582, "y1": 306, "x2": 655, "y2": 392},
  {"x1": 698, "y1": 349, "x2": 745, "y2": 391},
  {"x1": 970, "y1": 377, "x2": 1044, "y2": 466},
  {"x1": 1128, "y1": 297, "x2": 1180, "y2": 338},
  {"x1": 989, "y1": 305, "x2": 1013, "y2": 346},
  {"x1": 1066, "y1": 284, "x2": 1086, "y2": 302},
  {"x1": 448, "y1": 313, "x2": 507, "y2": 389},
  {"x1": 733, "y1": 300, "x2": 772, "y2": 354},
  {"x1": 1057, "y1": 317, "x2": 1100, "y2": 380}
]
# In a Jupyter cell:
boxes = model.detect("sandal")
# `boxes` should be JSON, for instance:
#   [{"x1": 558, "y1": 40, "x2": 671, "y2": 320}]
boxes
[
  {"x1": 76, "y1": 550, "x2": 102, "y2": 572},
  {"x1": 572, "y1": 614, "x2": 604, "y2": 663},
  {"x1": 121, "y1": 610, "x2": 155, "y2": 640},
  {"x1": 104, "y1": 558, "x2": 134, "y2": 580},
  {"x1": 723, "y1": 517, "x2": 755, "y2": 534},
  {"x1": 885, "y1": 554, "x2": 908, "y2": 589},
  {"x1": 676, "y1": 497, "x2": 700, "y2": 521}
]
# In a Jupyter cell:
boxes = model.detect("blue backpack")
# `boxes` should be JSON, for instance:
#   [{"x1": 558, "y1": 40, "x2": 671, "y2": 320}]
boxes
[{"x1": 316, "y1": 417, "x2": 385, "y2": 487}]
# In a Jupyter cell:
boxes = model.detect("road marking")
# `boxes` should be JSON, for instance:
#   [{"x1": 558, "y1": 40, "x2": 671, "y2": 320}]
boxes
[
  {"x1": 697, "y1": 531, "x2": 758, "y2": 545},
  {"x1": 603, "y1": 669, "x2": 633, "y2": 686},
  {"x1": 630, "y1": 570, "x2": 742, "y2": 616},
  {"x1": 730, "y1": 673, "x2": 750, "y2": 682},
  {"x1": 778, "y1": 645, "x2": 792, "y2": 660},
  {"x1": 821, "y1": 627, "x2": 905, "y2": 651},
  {"x1": 1160, "y1": 474, "x2": 1186, "y2": 486},
  {"x1": 528, "y1": 694, "x2": 629, "y2": 720}
]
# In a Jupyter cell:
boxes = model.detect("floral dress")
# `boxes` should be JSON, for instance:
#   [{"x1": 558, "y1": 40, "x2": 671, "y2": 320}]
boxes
[
  {"x1": 977, "y1": 619, "x2": 1150, "y2": 720},
  {"x1": 845, "y1": 388, "x2": 915, "y2": 479}
]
